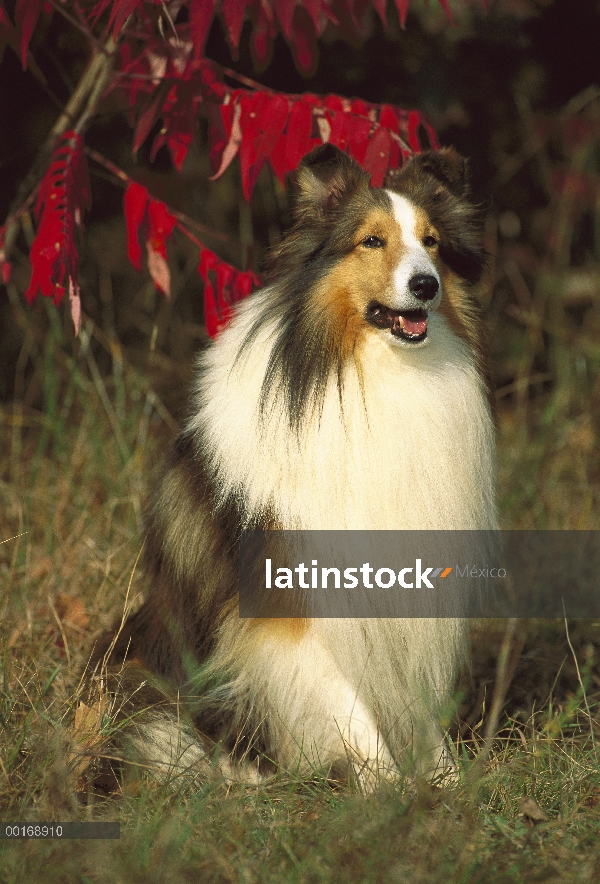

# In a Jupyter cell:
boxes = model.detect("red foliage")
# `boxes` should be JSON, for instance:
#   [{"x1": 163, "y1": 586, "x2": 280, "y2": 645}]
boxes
[
  {"x1": 15, "y1": 0, "x2": 43, "y2": 68},
  {"x1": 199, "y1": 249, "x2": 261, "y2": 339},
  {"x1": 24, "y1": 131, "x2": 90, "y2": 333},
  {"x1": 3, "y1": 0, "x2": 455, "y2": 338},
  {"x1": 123, "y1": 178, "x2": 260, "y2": 331},
  {"x1": 123, "y1": 55, "x2": 437, "y2": 198},
  {"x1": 124, "y1": 182, "x2": 177, "y2": 295},
  {"x1": 0, "y1": 227, "x2": 10, "y2": 285}
]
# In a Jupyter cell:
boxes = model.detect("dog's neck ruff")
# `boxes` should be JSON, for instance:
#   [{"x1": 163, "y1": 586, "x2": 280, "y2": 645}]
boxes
[{"x1": 190, "y1": 291, "x2": 496, "y2": 532}]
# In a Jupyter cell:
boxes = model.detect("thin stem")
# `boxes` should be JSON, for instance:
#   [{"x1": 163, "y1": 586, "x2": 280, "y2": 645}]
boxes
[
  {"x1": 86, "y1": 148, "x2": 238, "y2": 247},
  {"x1": 46, "y1": 0, "x2": 108, "y2": 55},
  {"x1": 563, "y1": 605, "x2": 596, "y2": 757},
  {"x1": 3, "y1": 34, "x2": 118, "y2": 261}
]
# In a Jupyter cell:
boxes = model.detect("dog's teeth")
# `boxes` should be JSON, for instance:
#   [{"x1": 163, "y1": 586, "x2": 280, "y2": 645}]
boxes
[{"x1": 391, "y1": 314, "x2": 403, "y2": 335}]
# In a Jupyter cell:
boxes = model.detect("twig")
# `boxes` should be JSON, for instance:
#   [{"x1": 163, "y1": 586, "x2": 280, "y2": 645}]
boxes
[
  {"x1": 100, "y1": 544, "x2": 144, "y2": 673},
  {"x1": 493, "y1": 84, "x2": 600, "y2": 190},
  {"x1": 563, "y1": 603, "x2": 596, "y2": 756},
  {"x1": 495, "y1": 372, "x2": 553, "y2": 401},
  {"x1": 82, "y1": 314, "x2": 178, "y2": 432},
  {"x1": 221, "y1": 66, "x2": 274, "y2": 93},
  {"x1": 3, "y1": 34, "x2": 118, "y2": 262},
  {"x1": 85, "y1": 147, "x2": 238, "y2": 248},
  {"x1": 45, "y1": 0, "x2": 108, "y2": 55},
  {"x1": 468, "y1": 618, "x2": 521, "y2": 777},
  {"x1": 48, "y1": 596, "x2": 72, "y2": 672}
]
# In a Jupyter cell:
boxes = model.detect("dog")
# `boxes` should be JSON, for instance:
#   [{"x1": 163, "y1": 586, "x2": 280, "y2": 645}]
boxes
[{"x1": 91, "y1": 144, "x2": 497, "y2": 791}]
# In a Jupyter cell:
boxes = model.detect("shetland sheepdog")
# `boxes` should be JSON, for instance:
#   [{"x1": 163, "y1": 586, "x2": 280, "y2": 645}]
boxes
[{"x1": 92, "y1": 144, "x2": 497, "y2": 791}]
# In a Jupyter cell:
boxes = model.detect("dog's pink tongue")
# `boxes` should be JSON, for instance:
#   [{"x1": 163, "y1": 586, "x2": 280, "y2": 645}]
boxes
[{"x1": 401, "y1": 313, "x2": 427, "y2": 336}]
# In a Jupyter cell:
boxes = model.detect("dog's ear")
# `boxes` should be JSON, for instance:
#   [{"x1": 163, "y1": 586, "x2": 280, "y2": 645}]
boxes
[
  {"x1": 386, "y1": 148, "x2": 471, "y2": 199},
  {"x1": 294, "y1": 144, "x2": 369, "y2": 221}
]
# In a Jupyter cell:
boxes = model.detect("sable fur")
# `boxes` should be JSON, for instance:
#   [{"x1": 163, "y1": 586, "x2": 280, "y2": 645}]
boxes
[{"x1": 91, "y1": 144, "x2": 497, "y2": 790}]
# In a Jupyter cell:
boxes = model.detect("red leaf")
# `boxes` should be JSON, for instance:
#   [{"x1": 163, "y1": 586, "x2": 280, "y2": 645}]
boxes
[
  {"x1": 363, "y1": 127, "x2": 391, "y2": 188},
  {"x1": 285, "y1": 100, "x2": 314, "y2": 173},
  {"x1": 15, "y1": 0, "x2": 42, "y2": 68},
  {"x1": 394, "y1": 0, "x2": 410, "y2": 28},
  {"x1": 146, "y1": 199, "x2": 177, "y2": 295},
  {"x1": 146, "y1": 242, "x2": 171, "y2": 296},
  {"x1": 371, "y1": 0, "x2": 388, "y2": 26},
  {"x1": 210, "y1": 98, "x2": 243, "y2": 179},
  {"x1": 0, "y1": 4, "x2": 11, "y2": 29},
  {"x1": 0, "y1": 226, "x2": 11, "y2": 285},
  {"x1": 232, "y1": 270, "x2": 259, "y2": 302},
  {"x1": 215, "y1": 261, "x2": 235, "y2": 320},
  {"x1": 350, "y1": 98, "x2": 369, "y2": 117},
  {"x1": 203, "y1": 281, "x2": 219, "y2": 338},
  {"x1": 255, "y1": 95, "x2": 290, "y2": 160},
  {"x1": 199, "y1": 248, "x2": 261, "y2": 338},
  {"x1": 328, "y1": 109, "x2": 354, "y2": 152},
  {"x1": 123, "y1": 188, "x2": 176, "y2": 295},
  {"x1": 346, "y1": 115, "x2": 372, "y2": 165},
  {"x1": 407, "y1": 109, "x2": 424, "y2": 152},
  {"x1": 25, "y1": 132, "x2": 89, "y2": 311},
  {"x1": 289, "y1": 8, "x2": 318, "y2": 75},
  {"x1": 275, "y1": 0, "x2": 296, "y2": 39},
  {"x1": 251, "y1": 10, "x2": 275, "y2": 69},
  {"x1": 108, "y1": 0, "x2": 139, "y2": 36},
  {"x1": 86, "y1": 0, "x2": 112, "y2": 27},
  {"x1": 154, "y1": 81, "x2": 200, "y2": 170},
  {"x1": 69, "y1": 276, "x2": 81, "y2": 336},
  {"x1": 222, "y1": 0, "x2": 247, "y2": 50},
  {"x1": 193, "y1": 78, "x2": 436, "y2": 197},
  {"x1": 303, "y1": 0, "x2": 331, "y2": 33},
  {"x1": 240, "y1": 91, "x2": 275, "y2": 199},
  {"x1": 190, "y1": 0, "x2": 215, "y2": 58},
  {"x1": 123, "y1": 182, "x2": 148, "y2": 271},
  {"x1": 387, "y1": 135, "x2": 401, "y2": 172},
  {"x1": 0, "y1": 4, "x2": 13, "y2": 63},
  {"x1": 167, "y1": 132, "x2": 193, "y2": 171},
  {"x1": 147, "y1": 199, "x2": 177, "y2": 260},
  {"x1": 198, "y1": 247, "x2": 217, "y2": 279},
  {"x1": 324, "y1": 95, "x2": 344, "y2": 113},
  {"x1": 437, "y1": 0, "x2": 454, "y2": 24},
  {"x1": 379, "y1": 105, "x2": 400, "y2": 134},
  {"x1": 133, "y1": 83, "x2": 170, "y2": 158}
]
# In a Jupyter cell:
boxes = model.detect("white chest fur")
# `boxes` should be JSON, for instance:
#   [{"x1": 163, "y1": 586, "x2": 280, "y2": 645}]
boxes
[{"x1": 190, "y1": 295, "x2": 497, "y2": 533}]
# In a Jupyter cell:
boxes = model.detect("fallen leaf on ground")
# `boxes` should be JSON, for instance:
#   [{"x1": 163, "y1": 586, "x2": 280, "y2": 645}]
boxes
[
  {"x1": 55, "y1": 593, "x2": 90, "y2": 631},
  {"x1": 69, "y1": 696, "x2": 108, "y2": 783},
  {"x1": 520, "y1": 796, "x2": 548, "y2": 823}
]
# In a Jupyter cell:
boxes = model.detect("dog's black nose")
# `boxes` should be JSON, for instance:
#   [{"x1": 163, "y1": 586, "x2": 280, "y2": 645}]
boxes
[{"x1": 409, "y1": 274, "x2": 439, "y2": 302}]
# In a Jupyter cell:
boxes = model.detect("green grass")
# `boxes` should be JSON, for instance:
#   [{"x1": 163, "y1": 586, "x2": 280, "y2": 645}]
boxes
[{"x1": 1, "y1": 287, "x2": 600, "y2": 883}]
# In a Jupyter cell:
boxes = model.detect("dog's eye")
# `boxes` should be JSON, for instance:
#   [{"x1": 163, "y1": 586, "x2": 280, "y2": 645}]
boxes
[
  {"x1": 362, "y1": 236, "x2": 385, "y2": 249},
  {"x1": 423, "y1": 235, "x2": 438, "y2": 248}
]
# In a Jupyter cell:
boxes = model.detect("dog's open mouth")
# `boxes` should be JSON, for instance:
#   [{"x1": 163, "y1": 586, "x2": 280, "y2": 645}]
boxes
[{"x1": 367, "y1": 302, "x2": 428, "y2": 341}]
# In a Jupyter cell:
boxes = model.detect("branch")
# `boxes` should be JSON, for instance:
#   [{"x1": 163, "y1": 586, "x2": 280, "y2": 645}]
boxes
[
  {"x1": 2, "y1": 33, "x2": 118, "y2": 262},
  {"x1": 86, "y1": 148, "x2": 237, "y2": 247}
]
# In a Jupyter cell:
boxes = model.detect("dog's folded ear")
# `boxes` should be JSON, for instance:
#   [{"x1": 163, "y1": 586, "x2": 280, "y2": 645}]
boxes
[
  {"x1": 294, "y1": 144, "x2": 369, "y2": 222},
  {"x1": 386, "y1": 148, "x2": 471, "y2": 199}
]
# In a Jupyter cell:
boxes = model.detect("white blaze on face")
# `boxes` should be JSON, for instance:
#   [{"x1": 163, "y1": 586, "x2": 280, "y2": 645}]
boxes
[{"x1": 385, "y1": 192, "x2": 440, "y2": 309}]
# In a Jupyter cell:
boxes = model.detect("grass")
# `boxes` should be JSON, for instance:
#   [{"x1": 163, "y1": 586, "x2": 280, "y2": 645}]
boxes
[{"x1": 0, "y1": 300, "x2": 599, "y2": 883}]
